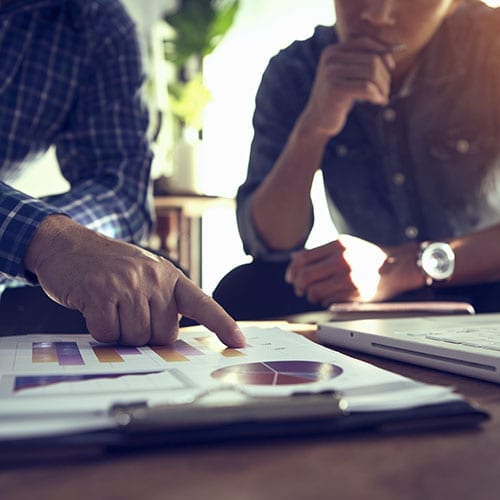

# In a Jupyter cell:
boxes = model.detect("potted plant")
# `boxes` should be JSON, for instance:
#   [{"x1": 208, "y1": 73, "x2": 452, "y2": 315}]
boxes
[{"x1": 159, "y1": 0, "x2": 240, "y2": 194}]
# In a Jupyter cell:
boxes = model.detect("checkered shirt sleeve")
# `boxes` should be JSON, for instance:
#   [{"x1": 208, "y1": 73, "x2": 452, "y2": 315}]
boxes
[{"x1": 0, "y1": 0, "x2": 153, "y2": 283}]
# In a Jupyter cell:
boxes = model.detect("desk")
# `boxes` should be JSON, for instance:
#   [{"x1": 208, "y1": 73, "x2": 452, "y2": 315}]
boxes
[
  {"x1": 1, "y1": 324, "x2": 500, "y2": 500},
  {"x1": 153, "y1": 195, "x2": 235, "y2": 286}
]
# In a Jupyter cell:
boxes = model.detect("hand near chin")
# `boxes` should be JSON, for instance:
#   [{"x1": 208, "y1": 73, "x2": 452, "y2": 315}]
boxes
[
  {"x1": 285, "y1": 235, "x2": 420, "y2": 307},
  {"x1": 24, "y1": 216, "x2": 246, "y2": 348},
  {"x1": 300, "y1": 36, "x2": 396, "y2": 139}
]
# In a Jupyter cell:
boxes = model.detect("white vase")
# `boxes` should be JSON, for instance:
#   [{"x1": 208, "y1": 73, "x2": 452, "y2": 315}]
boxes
[{"x1": 168, "y1": 127, "x2": 203, "y2": 194}]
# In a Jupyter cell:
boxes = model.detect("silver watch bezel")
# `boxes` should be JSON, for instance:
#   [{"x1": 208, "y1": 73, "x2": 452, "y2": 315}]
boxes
[{"x1": 418, "y1": 241, "x2": 455, "y2": 286}]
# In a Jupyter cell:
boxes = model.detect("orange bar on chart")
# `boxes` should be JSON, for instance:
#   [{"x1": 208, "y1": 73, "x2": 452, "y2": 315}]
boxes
[
  {"x1": 151, "y1": 346, "x2": 189, "y2": 362},
  {"x1": 32, "y1": 342, "x2": 58, "y2": 363},
  {"x1": 221, "y1": 349, "x2": 246, "y2": 358},
  {"x1": 195, "y1": 336, "x2": 246, "y2": 357},
  {"x1": 92, "y1": 346, "x2": 124, "y2": 363}
]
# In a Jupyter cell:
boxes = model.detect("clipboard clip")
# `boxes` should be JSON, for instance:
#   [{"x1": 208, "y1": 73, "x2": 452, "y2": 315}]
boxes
[{"x1": 109, "y1": 387, "x2": 348, "y2": 433}]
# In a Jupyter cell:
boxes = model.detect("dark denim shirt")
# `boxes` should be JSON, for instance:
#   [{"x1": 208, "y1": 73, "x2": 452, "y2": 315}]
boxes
[{"x1": 237, "y1": 1, "x2": 500, "y2": 260}]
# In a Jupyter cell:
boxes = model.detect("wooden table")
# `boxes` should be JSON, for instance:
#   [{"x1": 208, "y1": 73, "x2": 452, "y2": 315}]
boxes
[
  {"x1": 153, "y1": 195, "x2": 235, "y2": 286},
  {"x1": 1, "y1": 325, "x2": 500, "y2": 500}
]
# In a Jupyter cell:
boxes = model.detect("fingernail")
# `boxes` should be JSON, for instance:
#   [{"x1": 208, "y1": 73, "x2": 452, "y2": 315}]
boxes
[{"x1": 233, "y1": 328, "x2": 247, "y2": 346}]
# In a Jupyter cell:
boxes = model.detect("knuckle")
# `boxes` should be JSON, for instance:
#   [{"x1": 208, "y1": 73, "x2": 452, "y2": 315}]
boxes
[
  {"x1": 127, "y1": 319, "x2": 152, "y2": 346},
  {"x1": 91, "y1": 328, "x2": 119, "y2": 344}
]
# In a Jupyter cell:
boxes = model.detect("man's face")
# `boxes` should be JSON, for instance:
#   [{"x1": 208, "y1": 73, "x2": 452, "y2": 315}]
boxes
[{"x1": 335, "y1": 0, "x2": 458, "y2": 69}]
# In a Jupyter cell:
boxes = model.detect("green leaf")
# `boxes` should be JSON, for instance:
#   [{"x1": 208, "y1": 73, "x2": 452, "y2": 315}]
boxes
[
  {"x1": 162, "y1": 0, "x2": 240, "y2": 66},
  {"x1": 168, "y1": 74, "x2": 212, "y2": 130}
]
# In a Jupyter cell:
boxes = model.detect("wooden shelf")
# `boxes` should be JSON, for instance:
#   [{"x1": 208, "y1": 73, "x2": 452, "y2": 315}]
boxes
[{"x1": 152, "y1": 194, "x2": 235, "y2": 286}]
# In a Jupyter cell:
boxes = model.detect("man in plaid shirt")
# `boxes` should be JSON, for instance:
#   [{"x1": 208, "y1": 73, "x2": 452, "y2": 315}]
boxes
[{"x1": 0, "y1": 0, "x2": 245, "y2": 348}]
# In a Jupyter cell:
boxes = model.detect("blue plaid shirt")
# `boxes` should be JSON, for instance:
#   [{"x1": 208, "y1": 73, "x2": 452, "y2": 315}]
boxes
[{"x1": 0, "y1": 0, "x2": 153, "y2": 284}]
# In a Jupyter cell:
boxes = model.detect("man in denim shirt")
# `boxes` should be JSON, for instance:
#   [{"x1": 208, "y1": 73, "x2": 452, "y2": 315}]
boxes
[
  {"x1": 0, "y1": 0, "x2": 245, "y2": 348},
  {"x1": 214, "y1": 0, "x2": 500, "y2": 319}
]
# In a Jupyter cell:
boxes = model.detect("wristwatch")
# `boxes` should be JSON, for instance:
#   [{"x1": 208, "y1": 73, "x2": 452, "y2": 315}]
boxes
[{"x1": 417, "y1": 241, "x2": 455, "y2": 286}]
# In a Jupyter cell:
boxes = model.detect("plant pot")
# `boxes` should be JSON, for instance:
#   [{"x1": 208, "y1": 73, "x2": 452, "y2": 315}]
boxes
[{"x1": 168, "y1": 127, "x2": 203, "y2": 195}]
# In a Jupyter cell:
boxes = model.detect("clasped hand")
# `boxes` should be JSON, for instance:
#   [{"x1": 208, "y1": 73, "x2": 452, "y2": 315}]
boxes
[{"x1": 285, "y1": 235, "x2": 420, "y2": 307}]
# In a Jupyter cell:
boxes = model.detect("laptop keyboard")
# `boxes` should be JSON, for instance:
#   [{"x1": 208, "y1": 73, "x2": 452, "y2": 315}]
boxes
[{"x1": 405, "y1": 326, "x2": 500, "y2": 352}]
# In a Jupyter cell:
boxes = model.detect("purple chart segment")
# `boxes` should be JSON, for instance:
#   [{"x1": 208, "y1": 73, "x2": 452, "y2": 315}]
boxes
[{"x1": 32, "y1": 342, "x2": 84, "y2": 366}]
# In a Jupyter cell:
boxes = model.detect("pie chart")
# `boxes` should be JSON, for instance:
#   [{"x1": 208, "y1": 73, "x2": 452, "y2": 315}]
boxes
[{"x1": 211, "y1": 361, "x2": 342, "y2": 386}]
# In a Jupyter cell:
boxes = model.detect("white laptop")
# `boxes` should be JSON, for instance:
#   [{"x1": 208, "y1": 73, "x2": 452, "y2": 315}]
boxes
[{"x1": 317, "y1": 312, "x2": 500, "y2": 383}]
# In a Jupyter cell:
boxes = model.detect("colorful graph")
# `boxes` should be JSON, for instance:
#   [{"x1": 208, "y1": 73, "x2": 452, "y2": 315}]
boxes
[
  {"x1": 31, "y1": 342, "x2": 145, "y2": 366},
  {"x1": 32, "y1": 342, "x2": 84, "y2": 366},
  {"x1": 29, "y1": 336, "x2": 246, "y2": 368},
  {"x1": 211, "y1": 361, "x2": 343, "y2": 386}
]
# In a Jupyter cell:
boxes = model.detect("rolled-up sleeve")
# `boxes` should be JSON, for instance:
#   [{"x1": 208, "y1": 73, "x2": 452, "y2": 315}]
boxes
[{"x1": 236, "y1": 44, "x2": 316, "y2": 260}]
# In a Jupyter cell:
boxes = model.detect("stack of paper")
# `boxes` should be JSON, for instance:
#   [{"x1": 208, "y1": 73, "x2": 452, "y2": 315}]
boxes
[{"x1": 0, "y1": 326, "x2": 465, "y2": 442}]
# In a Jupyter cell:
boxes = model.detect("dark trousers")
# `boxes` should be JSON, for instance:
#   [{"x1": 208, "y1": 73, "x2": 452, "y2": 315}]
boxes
[
  {"x1": 0, "y1": 285, "x2": 88, "y2": 335},
  {"x1": 212, "y1": 260, "x2": 500, "y2": 321}
]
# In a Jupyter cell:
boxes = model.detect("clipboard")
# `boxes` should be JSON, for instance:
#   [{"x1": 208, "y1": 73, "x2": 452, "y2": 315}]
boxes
[
  {"x1": 0, "y1": 327, "x2": 490, "y2": 459},
  {"x1": 0, "y1": 387, "x2": 489, "y2": 455},
  {"x1": 106, "y1": 392, "x2": 488, "y2": 450}
]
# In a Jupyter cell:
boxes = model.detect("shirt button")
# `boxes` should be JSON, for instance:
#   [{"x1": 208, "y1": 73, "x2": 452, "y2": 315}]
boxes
[
  {"x1": 336, "y1": 144, "x2": 349, "y2": 157},
  {"x1": 405, "y1": 226, "x2": 419, "y2": 239},
  {"x1": 456, "y1": 139, "x2": 470, "y2": 154},
  {"x1": 392, "y1": 172, "x2": 406, "y2": 186},
  {"x1": 383, "y1": 108, "x2": 397, "y2": 122}
]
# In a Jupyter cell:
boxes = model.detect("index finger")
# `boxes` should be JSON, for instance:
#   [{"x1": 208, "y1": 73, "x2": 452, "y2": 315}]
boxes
[
  {"x1": 338, "y1": 36, "x2": 401, "y2": 72},
  {"x1": 174, "y1": 275, "x2": 246, "y2": 348},
  {"x1": 343, "y1": 35, "x2": 401, "y2": 53},
  {"x1": 286, "y1": 243, "x2": 338, "y2": 284}
]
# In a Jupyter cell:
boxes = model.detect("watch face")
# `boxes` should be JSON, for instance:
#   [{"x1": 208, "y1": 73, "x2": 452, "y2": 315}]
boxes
[{"x1": 421, "y1": 242, "x2": 455, "y2": 281}]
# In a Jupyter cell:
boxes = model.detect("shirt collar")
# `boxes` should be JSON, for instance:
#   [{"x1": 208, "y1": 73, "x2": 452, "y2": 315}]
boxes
[
  {"x1": 414, "y1": 13, "x2": 466, "y2": 88},
  {"x1": 386, "y1": 12, "x2": 466, "y2": 102}
]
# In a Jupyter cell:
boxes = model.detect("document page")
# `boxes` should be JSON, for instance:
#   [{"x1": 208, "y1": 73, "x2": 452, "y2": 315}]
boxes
[{"x1": 0, "y1": 326, "x2": 459, "y2": 439}]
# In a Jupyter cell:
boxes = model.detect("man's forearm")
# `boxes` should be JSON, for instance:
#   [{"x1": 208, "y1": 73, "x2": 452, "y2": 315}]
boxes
[
  {"x1": 448, "y1": 224, "x2": 500, "y2": 285},
  {"x1": 388, "y1": 224, "x2": 500, "y2": 296},
  {"x1": 23, "y1": 214, "x2": 96, "y2": 280},
  {"x1": 250, "y1": 117, "x2": 332, "y2": 251}
]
